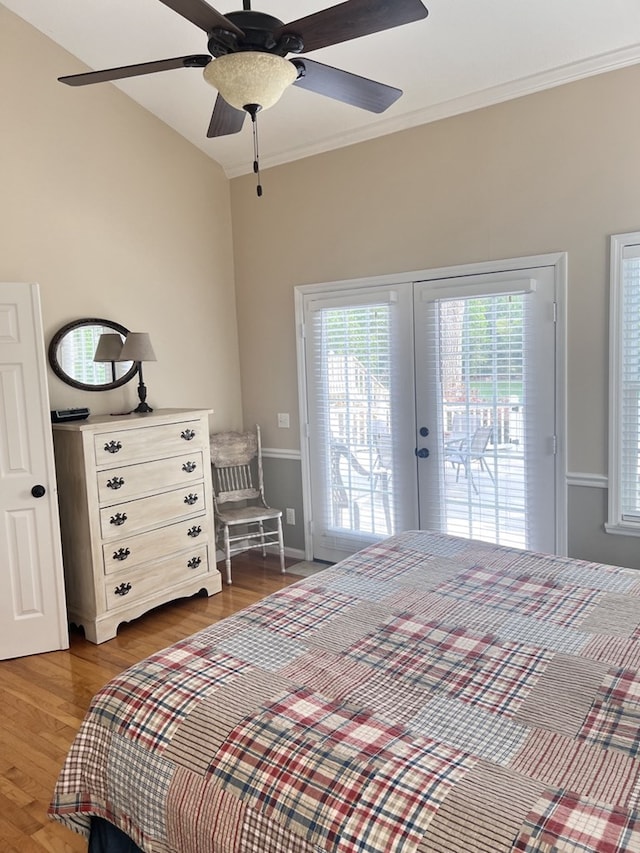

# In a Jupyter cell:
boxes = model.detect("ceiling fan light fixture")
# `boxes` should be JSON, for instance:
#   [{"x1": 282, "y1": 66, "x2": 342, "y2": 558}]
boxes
[{"x1": 203, "y1": 52, "x2": 297, "y2": 112}]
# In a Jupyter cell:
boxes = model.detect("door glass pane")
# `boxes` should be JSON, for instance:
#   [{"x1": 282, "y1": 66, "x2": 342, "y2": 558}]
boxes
[
  {"x1": 311, "y1": 302, "x2": 394, "y2": 539},
  {"x1": 301, "y1": 266, "x2": 557, "y2": 562},
  {"x1": 437, "y1": 293, "x2": 528, "y2": 548},
  {"x1": 305, "y1": 286, "x2": 418, "y2": 562},
  {"x1": 415, "y1": 267, "x2": 557, "y2": 554}
]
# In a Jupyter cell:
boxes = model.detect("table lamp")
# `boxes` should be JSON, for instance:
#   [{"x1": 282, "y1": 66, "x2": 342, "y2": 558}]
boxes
[
  {"x1": 93, "y1": 333, "x2": 124, "y2": 382},
  {"x1": 119, "y1": 332, "x2": 157, "y2": 413}
]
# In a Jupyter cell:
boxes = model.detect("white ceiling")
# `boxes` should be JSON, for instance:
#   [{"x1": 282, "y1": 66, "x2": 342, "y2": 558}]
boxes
[{"x1": 4, "y1": 0, "x2": 640, "y2": 176}]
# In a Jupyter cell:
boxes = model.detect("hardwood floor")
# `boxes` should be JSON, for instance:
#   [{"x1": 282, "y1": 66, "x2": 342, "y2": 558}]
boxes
[{"x1": 0, "y1": 554, "x2": 300, "y2": 852}]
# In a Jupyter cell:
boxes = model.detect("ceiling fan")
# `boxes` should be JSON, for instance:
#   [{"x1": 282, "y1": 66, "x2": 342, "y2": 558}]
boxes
[{"x1": 58, "y1": 0, "x2": 429, "y2": 139}]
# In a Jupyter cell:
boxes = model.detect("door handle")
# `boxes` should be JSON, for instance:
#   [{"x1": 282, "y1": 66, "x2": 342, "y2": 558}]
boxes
[
  {"x1": 415, "y1": 448, "x2": 430, "y2": 459},
  {"x1": 31, "y1": 484, "x2": 46, "y2": 498}
]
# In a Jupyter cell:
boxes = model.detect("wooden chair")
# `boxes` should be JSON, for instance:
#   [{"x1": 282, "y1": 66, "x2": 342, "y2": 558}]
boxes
[{"x1": 210, "y1": 425, "x2": 285, "y2": 584}]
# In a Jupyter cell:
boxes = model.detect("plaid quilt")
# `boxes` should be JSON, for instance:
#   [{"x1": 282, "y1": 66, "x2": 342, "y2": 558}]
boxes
[{"x1": 49, "y1": 531, "x2": 640, "y2": 852}]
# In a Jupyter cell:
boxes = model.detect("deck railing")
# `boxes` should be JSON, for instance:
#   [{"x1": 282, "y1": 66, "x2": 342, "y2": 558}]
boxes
[{"x1": 443, "y1": 402, "x2": 523, "y2": 446}]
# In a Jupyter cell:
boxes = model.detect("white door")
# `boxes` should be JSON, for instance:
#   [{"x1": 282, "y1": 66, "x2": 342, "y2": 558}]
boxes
[
  {"x1": 300, "y1": 261, "x2": 561, "y2": 563},
  {"x1": 0, "y1": 283, "x2": 68, "y2": 659},
  {"x1": 413, "y1": 267, "x2": 557, "y2": 553},
  {"x1": 303, "y1": 285, "x2": 417, "y2": 563}
]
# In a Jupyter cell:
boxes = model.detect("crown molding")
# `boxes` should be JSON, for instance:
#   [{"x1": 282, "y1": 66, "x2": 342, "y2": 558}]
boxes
[{"x1": 226, "y1": 43, "x2": 640, "y2": 178}]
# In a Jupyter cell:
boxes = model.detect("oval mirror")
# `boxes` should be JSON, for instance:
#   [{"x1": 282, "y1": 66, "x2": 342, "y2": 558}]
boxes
[{"x1": 48, "y1": 318, "x2": 139, "y2": 392}]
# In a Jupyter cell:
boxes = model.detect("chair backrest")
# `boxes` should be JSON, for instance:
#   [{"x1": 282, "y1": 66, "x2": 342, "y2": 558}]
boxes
[
  {"x1": 373, "y1": 424, "x2": 393, "y2": 471},
  {"x1": 210, "y1": 425, "x2": 264, "y2": 505},
  {"x1": 469, "y1": 425, "x2": 493, "y2": 455},
  {"x1": 450, "y1": 412, "x2": 480, "y2": 439},
  {"x1": 331, "y1": 443, "x2": 349, "y2": 509}
]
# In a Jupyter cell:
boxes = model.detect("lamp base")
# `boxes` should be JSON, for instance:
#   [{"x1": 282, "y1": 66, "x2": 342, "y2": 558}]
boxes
[{"x1": 133, "y1": 376, "x2": 152, "y2": 413}]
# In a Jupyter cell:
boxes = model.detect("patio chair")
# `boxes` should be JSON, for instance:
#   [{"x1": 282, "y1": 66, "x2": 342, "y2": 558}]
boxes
[
  {"x1": 445, "y1": 425, "x2": 494, "y2": 493},
  {"x1": 447, "y1": 412, "x2": 481, "y2": 445},
  {"x1": 331, "y1": 436, "x2": 393, "y2": 535},
  {"x1": 210, "y1": 425, "x2": 285, "y2": 585},
  {"x1": 331, "y1": 441, "x2": 371, "y2": 530},
  {"x1": 372, "y1": 429, "x2": 392, "y2": 534}
]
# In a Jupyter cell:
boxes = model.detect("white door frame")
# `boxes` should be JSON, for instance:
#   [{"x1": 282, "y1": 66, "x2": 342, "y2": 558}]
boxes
[{"x1": 295, "y1": 252, "x2": 568, "y2": 561}]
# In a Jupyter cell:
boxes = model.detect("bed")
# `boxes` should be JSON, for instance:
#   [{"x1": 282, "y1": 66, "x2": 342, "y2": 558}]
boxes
[{"x1": 49, "y1": 530, "x2": 640, "y2": 852}]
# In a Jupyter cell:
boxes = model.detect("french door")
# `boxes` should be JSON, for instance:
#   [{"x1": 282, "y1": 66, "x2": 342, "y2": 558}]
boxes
[{"x1": 299, "y1": 261, "x2": 561, "y2": 564}]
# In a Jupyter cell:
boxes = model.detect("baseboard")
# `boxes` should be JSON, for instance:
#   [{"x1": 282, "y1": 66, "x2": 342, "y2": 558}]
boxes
[{"x1": 284, "y1": 547, "x2": 305, "y2": 560}]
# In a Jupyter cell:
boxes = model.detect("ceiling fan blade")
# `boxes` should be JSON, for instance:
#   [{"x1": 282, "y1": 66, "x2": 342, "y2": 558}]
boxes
[
  {"x1": 207, "y1": 95, "x2": 246, "y2": 137},
  {"x1": 158, "y1": 0, "x2": 244, "y2": 37},
  {"x1": 276, "y1": 0, "x2": 428, "y2": 54},
  {"x1": 59, "y1": 54, "x2": 211, "y2": 86},
  {"x1": 292, "y1": 58, "x2": 402, "y2": 113}
]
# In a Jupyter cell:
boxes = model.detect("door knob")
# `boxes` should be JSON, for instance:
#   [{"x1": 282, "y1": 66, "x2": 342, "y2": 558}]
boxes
[
  {"x1": 419, "y1": 427, "x2": 430, "y2": 437},
  {"x1": 415, "y1": 448, "x2": 430, "y2": 459},
  {"x1": 31, "y1": 484, "x2": 46, "y2": 498}
]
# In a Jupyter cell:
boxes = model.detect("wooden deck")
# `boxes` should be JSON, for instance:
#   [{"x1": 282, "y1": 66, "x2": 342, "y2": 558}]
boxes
[
  {"x1": 344, "y1": 445, "x2": 527, "y2": 550},
  {"x1": 442, "y1": 446, "x2": 527, "y2": 548}
]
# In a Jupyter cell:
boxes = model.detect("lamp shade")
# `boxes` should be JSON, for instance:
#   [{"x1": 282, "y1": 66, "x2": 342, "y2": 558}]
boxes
[
  {"x1": 203, "y1": 52, "x2": 297, "y2": 111},
  {"x1": 119, "y1": 332, "x2": 156, "y2": 363},
  {"x1": 93, "y1": 333, "x2": 124, "y2": 362}
]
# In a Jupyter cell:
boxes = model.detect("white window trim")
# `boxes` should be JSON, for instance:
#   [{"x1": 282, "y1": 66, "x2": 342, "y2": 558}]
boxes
[{"x1": 606, "y1": 231, "x2": 640, "y2": 537}]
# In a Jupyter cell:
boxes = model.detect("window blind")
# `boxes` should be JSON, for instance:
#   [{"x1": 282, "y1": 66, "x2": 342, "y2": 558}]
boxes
[
  {"x1": 620, "y1": 247, "x2": 640, "y2": 522},
  {"x1": 301, "y1": 267, "x2": 557, "y2": 561},
  {"x1": 416, "y1": 289, "x2": 534, "y2": 550},
  {"x1": 304, "y1": 288, "x2": 413, "y2": 560}
]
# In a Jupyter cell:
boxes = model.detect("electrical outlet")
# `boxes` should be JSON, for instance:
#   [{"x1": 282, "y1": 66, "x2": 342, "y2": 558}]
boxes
[
  {"x1": 277, "y1": 412, "x2": 290, "y2": 428},
  {"x1": 285, "y1": 507, "x2": 295, "y2": 525}
]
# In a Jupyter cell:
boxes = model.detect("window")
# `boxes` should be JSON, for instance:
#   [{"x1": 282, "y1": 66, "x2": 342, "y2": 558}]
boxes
[{"x1": 608, "y1": 231, "x2": 640, "y2": 534}]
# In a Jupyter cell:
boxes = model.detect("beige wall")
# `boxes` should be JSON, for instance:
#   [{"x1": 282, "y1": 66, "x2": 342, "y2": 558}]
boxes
[
  {"x1": 5, "y1": 3, "x2": 640, "y2": 566},
  {"x1": 230, "y1": 64, "x2": 640, "y2": 567},
  {"x1": 0, "y1": 7, "x2": 242, "y2": 432}
]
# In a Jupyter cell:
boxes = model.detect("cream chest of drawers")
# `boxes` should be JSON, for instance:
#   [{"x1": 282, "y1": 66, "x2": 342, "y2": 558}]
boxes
[{"x1": 52, "y1": 408, "x2": 221, "y2": 643}]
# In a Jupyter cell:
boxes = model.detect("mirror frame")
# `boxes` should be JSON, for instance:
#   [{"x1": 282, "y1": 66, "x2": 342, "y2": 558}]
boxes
[{"x1": 48, "y1": 318, "x2": 139, "y2": 392}]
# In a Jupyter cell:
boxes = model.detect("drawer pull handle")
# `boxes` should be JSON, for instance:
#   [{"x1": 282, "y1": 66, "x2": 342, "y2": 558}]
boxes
[
  {"x1": 181, "y1": 429, "x2": 196, "y2": 441},
  {"x1": 114, "y1": 582, "x2": 132, "y2": 596},
  {"x1": 110, "y1": 512, "x2": 128, "y2": 527},
  {"x1": 104, "y1": 440, "x2": 123, "y2": 454},
  {"x1": 187, "y1": 556, "x2": 202, "y2": 570},
  {"x1": 107, "y1": 476, "x2": 125, "y2": 490},
  {"x1": 182, "y1": 460, "x2": 197, "y2": 473},
  {"x1": 113, "y1": 547, "x2": 131, "y2": 562},
  {"x1": 187, "y1": 525, "x2": 202, "y2": 538},
  {"x1": 184, "y1": 493, "x2": 199, "y2": 506}
]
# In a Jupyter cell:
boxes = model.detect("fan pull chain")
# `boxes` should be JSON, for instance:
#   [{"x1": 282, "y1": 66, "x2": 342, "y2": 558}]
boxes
[{"x1": 250, "y1": 107, "x2": 263, "y2": 198}]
